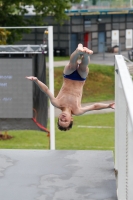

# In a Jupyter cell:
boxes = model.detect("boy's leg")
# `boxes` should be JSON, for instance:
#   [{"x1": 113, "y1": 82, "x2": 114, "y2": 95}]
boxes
[
  {"x1": 78, "y1": 47, "x2": 93, "y2": 78},
  {"x1": 63, "y1": 44, "x2": 85, "y2": 75}
]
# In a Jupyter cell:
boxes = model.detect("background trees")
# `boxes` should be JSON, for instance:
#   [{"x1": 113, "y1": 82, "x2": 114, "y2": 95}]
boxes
[{"x1": 0, "y1": 0, "x2": 80, "y2": 43}]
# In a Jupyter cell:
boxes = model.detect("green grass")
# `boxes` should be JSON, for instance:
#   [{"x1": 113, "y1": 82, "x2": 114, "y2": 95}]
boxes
[
  {"x1": 0, "y1": 113, "x2": 115, "y2": 151},
  {"x1": 49, "y1": 63, "x2": 115, "y2": 103},
  {"x1": 46, "y1": 56, "x2": 70, "y2": 62},
  {"x1": 54, "y1": 112, "x2": 114, "y2": 150},
  {"x1": 0, "y1": 62, "x2": 115, "y2": 151},
  {"x1": 0, "y1": 130, "x2": 49, "y2": 149}
]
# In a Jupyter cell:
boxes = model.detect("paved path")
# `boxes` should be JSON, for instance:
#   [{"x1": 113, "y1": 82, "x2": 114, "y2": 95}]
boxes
[{"x1": 47, "y1": 51, "x2": 129, "y2": 67}]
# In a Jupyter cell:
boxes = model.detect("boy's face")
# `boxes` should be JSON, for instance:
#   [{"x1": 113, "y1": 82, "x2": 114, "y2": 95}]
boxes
[{"x1": 58, "y1": 112, "x2": 73, "y2": 128}]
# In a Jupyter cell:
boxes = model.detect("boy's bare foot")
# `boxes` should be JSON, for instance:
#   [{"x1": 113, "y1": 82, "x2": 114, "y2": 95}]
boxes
[
  {"x1": 76, "y1": 43, "x2": 86, "y2": 53},
  {"x1": 83, "y1": 47, "x2": 93, "y2": 54}
]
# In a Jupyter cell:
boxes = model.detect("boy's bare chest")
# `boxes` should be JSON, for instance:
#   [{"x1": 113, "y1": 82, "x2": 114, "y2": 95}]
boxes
[
  {"x1": 56, "y1": 95, "x2": 80, "y2": 115},
  {"x1": 57, "y1": 93, "x2": 79, "y2": 106},
  {"x1": 56, "y1": 88, "x2": 82, "y2": 111},
  {"x1": 56, "y1": 78, "x2": 85, "y2": 111}
]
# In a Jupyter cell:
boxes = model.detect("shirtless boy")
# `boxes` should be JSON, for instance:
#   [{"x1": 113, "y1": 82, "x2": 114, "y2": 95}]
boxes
[{"x1": 26, "y1": 44, "x2": 114, "y2": 131}]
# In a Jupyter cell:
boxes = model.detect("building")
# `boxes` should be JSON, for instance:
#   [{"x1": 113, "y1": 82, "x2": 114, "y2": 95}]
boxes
[{"x1": 17, "y1": 3, "x2": 133, "y2": 56}]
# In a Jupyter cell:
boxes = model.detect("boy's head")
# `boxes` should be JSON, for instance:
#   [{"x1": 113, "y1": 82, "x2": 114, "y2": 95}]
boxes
[{"x1": 57, "y1": 112, "x2": 73, "y2": 131}]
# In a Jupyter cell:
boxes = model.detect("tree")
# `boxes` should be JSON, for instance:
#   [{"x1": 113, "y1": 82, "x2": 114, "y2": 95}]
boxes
[
  {"x1": 0, "y1": 0, "x2": 80, "y2": 43},
  {"x1": 92, "y1": 0, "x2": 97, "y2": 6},
  {"x1": 0, "y1": 28, "x2": 11, "y2": 44}
]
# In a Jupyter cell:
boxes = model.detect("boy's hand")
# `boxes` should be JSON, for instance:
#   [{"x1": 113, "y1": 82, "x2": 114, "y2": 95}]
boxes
[
  {"x1": 109, "y1": 102, "x2": 115, "y2": 109},
  {"x1": 25, "y1": 76, "x2": 38, "y2": 82}
]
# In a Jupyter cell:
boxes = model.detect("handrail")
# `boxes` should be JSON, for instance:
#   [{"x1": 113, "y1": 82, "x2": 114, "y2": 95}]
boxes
[{"x1": 115, "y1": 55, "x2": 133, "y2": 200}]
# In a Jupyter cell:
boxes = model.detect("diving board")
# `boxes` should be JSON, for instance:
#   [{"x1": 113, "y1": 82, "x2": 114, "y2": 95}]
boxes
[{"x1": 0, "y1": 150, "x2": 117, "y2": 200}]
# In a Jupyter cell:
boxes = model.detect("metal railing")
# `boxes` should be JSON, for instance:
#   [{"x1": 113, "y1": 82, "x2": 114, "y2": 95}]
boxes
[
  {"x1": 70, "y1": 0, "x2": 132, "y2": 10},
  {"x1": 115, "y1": 55, "x2": 133, "y2": 200}
]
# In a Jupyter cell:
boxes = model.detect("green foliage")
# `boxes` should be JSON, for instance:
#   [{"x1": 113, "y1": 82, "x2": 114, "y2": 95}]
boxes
[
  {"x1": 0, "y1": 0, "x2": 80, "y2": 43},
  {"x1": 0, "y1": 28, "x2": 11, "y2": 44}
]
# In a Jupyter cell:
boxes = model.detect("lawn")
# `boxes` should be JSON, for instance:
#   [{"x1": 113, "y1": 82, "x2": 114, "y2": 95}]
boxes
[
  {"x1": 0, "y1": 61, "x2": 115, "y2": 151},
  {"x1": 54, "y1": 112, "x2": 115, "y2": 150},
  {"x1": 0, "y1": 112, "x2": 115, "y2": 151}
]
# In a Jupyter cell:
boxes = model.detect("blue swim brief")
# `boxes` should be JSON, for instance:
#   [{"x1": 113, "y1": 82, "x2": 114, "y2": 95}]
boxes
[{"x1": 63, "y1": 70, "x2": 86, "y2": 81}]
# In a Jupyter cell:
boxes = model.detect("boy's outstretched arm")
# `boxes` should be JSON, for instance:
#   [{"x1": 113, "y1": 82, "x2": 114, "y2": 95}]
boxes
[
  {"x1": 26, "y1": 76, "x2": 59, "y2": 107},
  {"x1": 79, "y1": 102, "x2": 115, "y2": 115}
]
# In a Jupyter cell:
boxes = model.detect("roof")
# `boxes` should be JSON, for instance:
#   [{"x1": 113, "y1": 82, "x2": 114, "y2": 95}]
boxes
[{"x1": 65, "y1": 8, "x2": 133, "y2": 16}]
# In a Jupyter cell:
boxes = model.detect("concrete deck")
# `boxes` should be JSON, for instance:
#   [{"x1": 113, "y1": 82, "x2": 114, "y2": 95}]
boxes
[{"x1": 0, "y1": 150, "x2": 117, "y2": 200}]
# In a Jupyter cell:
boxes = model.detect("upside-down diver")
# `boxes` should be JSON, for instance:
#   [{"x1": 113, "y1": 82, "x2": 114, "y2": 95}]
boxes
[{"x1": 26, "y1": 44, "x2": 114, "y2": 131}]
